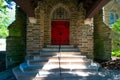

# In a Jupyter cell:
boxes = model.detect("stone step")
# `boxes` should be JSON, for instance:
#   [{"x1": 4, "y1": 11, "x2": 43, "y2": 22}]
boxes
[
  {"x1": 28, "y1": 60, "x2": 91, "y2": 66},
  {"x1": 32, "y1": 55, "x2": 87, "y2": 60},
  {"x1": 28, "y1": 58, "x2": 90, "y2": 63},
  {"x1": 34, "y1": 77, "x2": 92, "y2": 80},
  {"x1": 39, "y1": 52, "x2": 82, "y2": 56},
  {"x1": 46, "y1": 45, "x2": 74, "y2": 48},
  {"x1": 20, "y1": 62, "x2": 43, "y2": 72},
  {"x1": 36, "y1": 70, "x2": 97, "y2": 78},
  {"x1": 20, "y1": 62, "x2": 99, "y2": 73},
  {"x1": 13, "y1": 67, "x2": 97, "y2": 80},
  {"x1": 13, "y1": 45, "x2": 100, "y2": 80},
  {"x1": 41, "y1": 48, "x2": 80, "y2": 52}
]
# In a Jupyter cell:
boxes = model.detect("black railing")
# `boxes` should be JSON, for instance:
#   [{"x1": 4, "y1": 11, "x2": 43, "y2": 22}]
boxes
[{"x1": 58, "y1": 32, "x2": 62, "y2": 76}]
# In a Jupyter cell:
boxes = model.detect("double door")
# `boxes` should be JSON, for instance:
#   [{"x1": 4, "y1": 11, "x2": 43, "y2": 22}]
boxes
[{"x1": 51, "y1": 21, "x2": 69, "y2": 45}]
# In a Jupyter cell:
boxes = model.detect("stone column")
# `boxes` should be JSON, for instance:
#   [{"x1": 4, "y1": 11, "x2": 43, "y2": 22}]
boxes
[
  {"x1": 94, "y1": 10, "x2": 112, "y2": 61},
  {"x1": 26, "y1": 23, "x2": 43, "y2": 55},
  {"x1": 6, "y1": 7, "x2": 26, "y2": 68},
  {"x1": 77, "y1": 25, "x2": 94, "y2": 59}
]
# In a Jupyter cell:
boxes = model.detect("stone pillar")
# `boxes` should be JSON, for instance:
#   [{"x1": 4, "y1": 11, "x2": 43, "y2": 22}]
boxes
[
  {"x1": 6, "y1": 7, "x2": 26, "y2": 68},
  {"x1": 26, "y1": 5, "x2": 45, "y2": 55},
  {"x1": 77, "y1": 25, "x2": 94, "y2": 59},
  {"x1": 26, "y1": 23, "x2": 44, "y2": 55},
  {"x1": 94, "y1": 10, "x2": 112, "y2": 61}
]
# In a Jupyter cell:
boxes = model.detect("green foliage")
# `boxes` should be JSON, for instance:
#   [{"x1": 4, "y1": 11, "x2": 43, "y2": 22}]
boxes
[
  {"x1": 112, "y1": 19, "x2": 120, "y2": 57},
  {"x1": 112, "y1": 19, "x2": 120, "y2": 33},
  {"x1": 0, "y1": 0, "x2": 8, "y2": 38},
  {"x1": 0, "y1": 0, "x2": 14, "y2": 38},
  {"x1": 112, "y1": 50, "x2": 120, "y2": 57}
]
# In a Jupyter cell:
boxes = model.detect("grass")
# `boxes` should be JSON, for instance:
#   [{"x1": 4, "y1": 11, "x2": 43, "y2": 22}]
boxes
[{"x1": 112, "y1": 50, "x2": 120, "y2": 57}]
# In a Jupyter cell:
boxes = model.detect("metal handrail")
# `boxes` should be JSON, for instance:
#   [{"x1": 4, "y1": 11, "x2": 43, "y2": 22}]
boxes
[{"x1": 58, "y1": 32, "x2": 62, "y2": 76}]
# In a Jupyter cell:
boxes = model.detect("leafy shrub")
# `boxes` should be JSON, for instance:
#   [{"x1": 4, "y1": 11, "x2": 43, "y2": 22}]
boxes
[
  {"x1": 112, "y1": 50, "x2": 120, "y2": 57},
  {"x1": 0, "y1": 0, "x2": 15, "y2": 38},
  {"x1": 112, "y1": 19, "x2": 120, "y2": 57}
]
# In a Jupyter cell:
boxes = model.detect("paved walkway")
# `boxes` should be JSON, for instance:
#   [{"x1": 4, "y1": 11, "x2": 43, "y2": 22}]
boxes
[
  {"x1": 0, "y1": 70, "x2": 16, "y2": 80},
  {"x1": 0, "y1": 68, "x2": 120, "y2": 80}
]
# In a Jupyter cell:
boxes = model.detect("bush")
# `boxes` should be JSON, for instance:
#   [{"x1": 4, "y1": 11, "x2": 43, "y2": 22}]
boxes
[
  {"x1": 112, "y1": 50, "x2": 120, "y2": 57},
  {"x1": 112, "y1": 19, "x2": 120, "y2": 57}
]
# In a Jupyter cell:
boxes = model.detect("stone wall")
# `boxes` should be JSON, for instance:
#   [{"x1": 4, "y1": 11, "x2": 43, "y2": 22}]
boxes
[
  {"x1": 6, "y1": 7, "x2": 26, "y2": 68},
  {"x1": 77, "y1": 25, "x2": 94, "y2": 58},
  {"x1": 94, "y1": 10, "x2": 112, "y2": 61},
  {"x1": 26, "y1": 0, "x2": 94, "y2": 58},
  {"x1": 103, "y1": 0, "x2": 120, "y2": 26},
  {"x1": 26, "y1": 24, "x2": 42, "y2": 54},
  {"x1": 103, "y1": 0, "x2": 120, "y2": 55},
  {"x1": 34, "y1": 0, "x2": 85, "y2": 46},
  {"x1": 6, "y1": 0, "x2": 113, "y2": 68}
]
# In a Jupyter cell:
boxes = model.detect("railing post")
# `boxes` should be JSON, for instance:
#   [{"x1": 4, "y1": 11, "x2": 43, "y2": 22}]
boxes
[{"x1": 59, "y1": 32, "x2": 62, "y2": 76}]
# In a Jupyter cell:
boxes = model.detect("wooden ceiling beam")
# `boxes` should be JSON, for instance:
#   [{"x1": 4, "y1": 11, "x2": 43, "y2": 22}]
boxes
[
  {"x1": 14, "y1": 0, "x2": 110, "y2": 18},
  {"x1": 14, "y1": 0, "x2": 35, "y2": 17},
  {"x1": 86, "y1": 0, "x2": 110, "y2": 18}
]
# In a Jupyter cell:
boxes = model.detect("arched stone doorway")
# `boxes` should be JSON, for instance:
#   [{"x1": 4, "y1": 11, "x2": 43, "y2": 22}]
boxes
[{"x1": 51, "y1": 7, "x2": 70, "y2": 45}]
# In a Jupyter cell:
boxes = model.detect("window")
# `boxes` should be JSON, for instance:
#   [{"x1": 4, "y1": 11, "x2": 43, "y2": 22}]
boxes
[
  {"x1": 52, "y1": 7, "x2": 69, "y2": 20},
  {"x1": 109, "y1": 10, "x2": 119, "y2": 25}
]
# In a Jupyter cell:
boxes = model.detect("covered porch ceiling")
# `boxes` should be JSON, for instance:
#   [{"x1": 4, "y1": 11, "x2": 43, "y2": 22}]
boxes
[{"x1": 13, "y1": 0, "x2": 110, "y2": 18}]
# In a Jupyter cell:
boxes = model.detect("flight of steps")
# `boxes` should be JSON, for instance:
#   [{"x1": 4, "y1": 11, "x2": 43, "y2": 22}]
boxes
[{"x1": 13, "y1": 45, "x2": 100, "y2": 80}]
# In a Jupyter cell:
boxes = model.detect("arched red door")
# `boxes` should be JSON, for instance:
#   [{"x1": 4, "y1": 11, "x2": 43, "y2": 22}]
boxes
[{"x1": 51, "y1": 21, "x2": 69, "y2": 45}]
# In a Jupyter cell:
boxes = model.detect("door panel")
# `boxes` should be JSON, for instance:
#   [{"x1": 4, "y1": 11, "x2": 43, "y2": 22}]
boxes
[{"x1": 51, "y1": 21, "x2": 69, "y2": 45}]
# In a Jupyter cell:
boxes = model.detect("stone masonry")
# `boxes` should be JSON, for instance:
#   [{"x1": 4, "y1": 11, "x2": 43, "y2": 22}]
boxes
[
  {"x1": 77, "y1": 25, "x2": 94, "y2": 58},
  {"x1": 6, "y1": 0, "x2": 112, "y2": 69},
  {"x1": 26, "y1": 0, "x2": 94, "y2": 59},
  {"x1": 103, "y1": 0, "x2": 120, "y2": 26}
]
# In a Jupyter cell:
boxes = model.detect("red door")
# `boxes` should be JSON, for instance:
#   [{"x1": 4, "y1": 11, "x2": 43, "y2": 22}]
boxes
[{"x1": 51, "y1": 21, "x2": 69, "y2": 45}]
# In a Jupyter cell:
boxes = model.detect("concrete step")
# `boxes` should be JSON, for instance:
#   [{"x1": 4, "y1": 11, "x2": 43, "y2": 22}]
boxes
[
  {"x1": 39, "y1": 52, "x2": 82, "y2": 57},
  {"x1": 41, "y1": 48, "x2": 80, "y2": 52},
  {"x1": 34, "y1": 77, "x2": 94, "y2": 80},
  {"x1": 46, "y1": 45, "x2": 74, "y2": 48},
  {"x1": 13, "y1": 67, "x2": 97, "y2": 80},
  {"x1": 20, "y1": 62, "x2": 43, "y2": 72},
  {"x1": 32, "y1": 55, "x2": 87, "y2": 60},
  {"x1": 20, "y1": 62, "x2": 99, "y2": 73},
  {"x1": 36, "y1": 70, "x2": 97, "y2": 78},
  {"x1": 28, "y1": 58, "x2": 90, "y2": 63},
  {"x1": 28, "y1": 59, "x2": 91, "y2": 66},
  {"x1": 13, "y1": 45, "x2": 100, "y2": 80}
]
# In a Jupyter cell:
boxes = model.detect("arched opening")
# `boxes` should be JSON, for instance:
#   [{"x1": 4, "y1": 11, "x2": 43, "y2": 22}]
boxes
[{"x1": 51, "y1": 7, "x2": 70, "y2": 45}]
